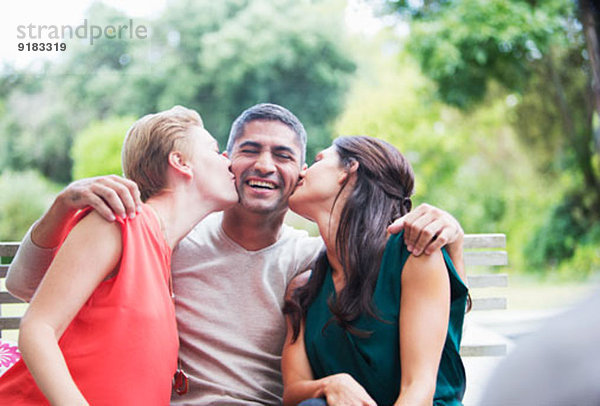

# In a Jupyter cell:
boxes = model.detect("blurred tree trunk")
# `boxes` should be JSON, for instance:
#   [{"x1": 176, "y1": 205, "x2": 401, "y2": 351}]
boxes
[
  {"x1": 579, "y1": 0, "x2": 600, "y2": 213},
  {"x1": 580, "y1": 0, "x2": 600, "y2": 133}
]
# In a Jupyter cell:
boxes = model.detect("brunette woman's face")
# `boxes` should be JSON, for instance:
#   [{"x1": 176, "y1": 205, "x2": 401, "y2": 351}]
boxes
[{"x1": 289, "y1": 146, "x2": 347, "y2": 221}]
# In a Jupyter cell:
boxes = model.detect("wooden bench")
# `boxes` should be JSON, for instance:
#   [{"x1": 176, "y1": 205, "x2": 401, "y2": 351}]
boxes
[
  {"x1": 1, "y1": 235, "x2": 508, "y2": 353},
  {"x1": 461, "y1": 233, "x2": 509, "y2": 357},
  {"x1": 0, "y1": 242, "x2": 23, "y2": 339}
]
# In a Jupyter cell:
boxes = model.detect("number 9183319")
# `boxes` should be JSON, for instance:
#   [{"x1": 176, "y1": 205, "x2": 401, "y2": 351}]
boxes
[{"x1": 18, "y1": 42, "x2": 67, "y2": 52}]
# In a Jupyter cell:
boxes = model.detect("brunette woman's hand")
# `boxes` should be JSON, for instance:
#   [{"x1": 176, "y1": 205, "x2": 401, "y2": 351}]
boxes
[
  {"x1": 57, "y1": 175, "x2": 142, "y2": 222},
  {"x1": 30, "y1": 175, "x2": 142, "y2": 249},
  {"x1": 323, "y1": 373, "x2": 377, "y2": 406},
  {"x1": 387, "y1": 203, "x2": 464, "y2": 256}
]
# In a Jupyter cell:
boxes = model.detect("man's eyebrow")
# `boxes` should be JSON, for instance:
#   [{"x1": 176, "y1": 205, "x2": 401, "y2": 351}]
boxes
[
  {"x1": 237, "y1": 141, "x2": 297, "y2": 157},
  {"x1": 238, "y1": 141, "x2": 262, "y2": 149},
  {"x1": 273, "y1": 145, "x2": 297, "y2": 156}
]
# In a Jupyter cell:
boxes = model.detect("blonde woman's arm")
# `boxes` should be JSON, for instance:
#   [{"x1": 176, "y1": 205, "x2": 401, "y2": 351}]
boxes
[{"x1": 19, "y1": 211, "x2": 122, "y2": 405}]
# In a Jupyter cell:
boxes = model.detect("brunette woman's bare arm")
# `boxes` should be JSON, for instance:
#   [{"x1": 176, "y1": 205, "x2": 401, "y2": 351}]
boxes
[{"x1": 394, "y1": 251, "x2": 451, "y2": 406}]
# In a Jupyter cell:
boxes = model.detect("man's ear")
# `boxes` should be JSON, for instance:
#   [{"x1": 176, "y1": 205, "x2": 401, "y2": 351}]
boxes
[
  {"x1": 297, "y1": 163, "x2": 308, "y2": 184},
  {"x1": 338, "y1": 160, "x2": 359, "y2": 185},
  {"x1": 168, "y1": 151, "x2": 193, "y2": 178},
  {"x1": 300, "y1": 162, "x2": 308, "y2": 175}
]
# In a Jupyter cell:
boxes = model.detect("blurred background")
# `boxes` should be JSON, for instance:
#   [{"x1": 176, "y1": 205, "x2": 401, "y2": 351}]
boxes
[
  {"x1": 2, "y1": 1, "x2": 600, "y2": 402},
  {"x1": 1, "y1": 0, "x2": 599, "y2": 295}
]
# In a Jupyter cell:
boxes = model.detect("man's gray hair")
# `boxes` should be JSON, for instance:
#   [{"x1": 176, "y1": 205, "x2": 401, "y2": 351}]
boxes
[{"x1": 226, "y1": 103, "x2": 308, "y2": 164}]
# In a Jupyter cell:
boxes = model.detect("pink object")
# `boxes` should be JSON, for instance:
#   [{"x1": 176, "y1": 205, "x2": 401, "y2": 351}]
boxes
[{"x1": 0, "y1": 339, "x2": 21, "y2": 370}]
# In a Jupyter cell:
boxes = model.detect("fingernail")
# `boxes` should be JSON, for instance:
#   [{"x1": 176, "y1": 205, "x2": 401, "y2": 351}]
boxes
[
  {"x1": 407, "y1": 245, "x2": 413, "y2": 252},
  {"x1": 137, "y1": 205, "x2": 142, "y2": 213},
  {"x1": 129, "y1": 212, "x2": 136, "y2": 219},
  {"x1": 108, "y1": 215, "x2": 116, "y2": 222}
]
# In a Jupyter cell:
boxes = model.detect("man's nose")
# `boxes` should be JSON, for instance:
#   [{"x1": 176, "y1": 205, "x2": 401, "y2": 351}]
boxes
[{"x1": 254, "y1": 152, "x2": 276, "y2": 173}]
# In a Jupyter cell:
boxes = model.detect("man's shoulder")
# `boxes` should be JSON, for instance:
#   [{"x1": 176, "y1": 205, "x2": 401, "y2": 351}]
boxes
[
  {"x1": 276, "y1": 224, "x2": 323, "y2": 274},
  {"x1": 278, "y1": 223, "x2": 322, "y2": 250},
  {"x1": 173, "y1": 212, "x2": 228, "y2": 258},
  {"x1": 182, "y1": 212, "x2": 224, "y2": 245},
  {"x1": 279, "y1": 222, "x2": 309, "y2": 240}
]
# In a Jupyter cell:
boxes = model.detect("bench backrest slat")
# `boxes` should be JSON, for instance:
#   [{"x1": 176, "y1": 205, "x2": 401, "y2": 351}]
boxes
[
  {"x1": 467, "y1": 274, "x2": 508, "y2": 288},
  {"x1": 0, "y1": 264, "x2": 9, "y2": 279},
  {"x1": 1, "y1": 235, "x2": 509, "y2": 356},
  {"x1": 0, "y1": 243, "x2": 19, "y2": 257},
  {"x1": 463, "y1": 233, "x2": 505, "y2": 249}
]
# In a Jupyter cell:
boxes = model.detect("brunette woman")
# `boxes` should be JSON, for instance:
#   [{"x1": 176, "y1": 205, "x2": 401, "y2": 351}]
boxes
[{"x1": 282, "y1": 136, "x2": 468, "y2": 406}]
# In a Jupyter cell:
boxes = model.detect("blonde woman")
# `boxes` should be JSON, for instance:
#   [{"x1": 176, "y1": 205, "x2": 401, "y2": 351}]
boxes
[{"x1": 0, "y1": 106, "x2": 237, "y2": 405}]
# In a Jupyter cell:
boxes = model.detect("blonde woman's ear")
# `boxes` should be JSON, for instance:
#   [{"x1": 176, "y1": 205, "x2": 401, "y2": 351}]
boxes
[{"x1": 168, "y1": 151, "x2": 193, "y2": 178}]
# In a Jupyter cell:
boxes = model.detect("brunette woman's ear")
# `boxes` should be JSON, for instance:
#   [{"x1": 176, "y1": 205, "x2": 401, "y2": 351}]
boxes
[
  {"x1": 338, "y1": 160, "x2": 359, "y2": 185},
  {"x1": 348, "y1": 160, "x2": 359, "y2": 174},
  {"x1": 168, "y1": 151, "x2": 193, "y2": 179}
]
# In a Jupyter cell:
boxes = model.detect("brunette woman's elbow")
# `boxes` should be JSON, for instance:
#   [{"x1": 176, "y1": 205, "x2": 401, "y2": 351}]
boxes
[
  {"x1": 283, "y1": 385, "x2": 322, "y2": 406},
  {"x1": 396, "y1": 382, "x2": 435, "y2": 406},
  {"x1": 282, "y1": 391, "x2": 300, "y2": 406}
]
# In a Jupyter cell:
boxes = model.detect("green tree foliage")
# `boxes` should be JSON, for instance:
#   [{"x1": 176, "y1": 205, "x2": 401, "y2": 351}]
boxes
[
  {"x1": 59, "y1": 0, "x2": 354, "y2": 158},
  {"x1": 71, "y1": 116, "x2": 135, "y2": 179},
  {"x1": 0, "y1": 0, "x2": 355, "y2": 183},
  {"x1": 335, "y1": 40, "x2": 551, "y2": 271},
  {"x1": 0, "y1": 171, "x2": 58, "y2": 241},
  {"x1": 143, "y1": 0, "x2": 355, "y2": 158},
  {"x1": 379, "y1": 0, "x2": 600, "y2": 275},
  {"x1": 0, "y1": 69, "x2": 83, "y2": 183},
  {"x1": 384, "y1": 0, "x2": 570, "y2": 107}
]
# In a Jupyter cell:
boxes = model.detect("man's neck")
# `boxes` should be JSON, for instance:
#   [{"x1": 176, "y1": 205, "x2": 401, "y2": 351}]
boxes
[{"x1": 221, "y1": 205, "x2": 287, "y2": 251}]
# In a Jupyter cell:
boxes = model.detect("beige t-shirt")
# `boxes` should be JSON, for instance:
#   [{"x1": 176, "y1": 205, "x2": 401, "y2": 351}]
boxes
[{"x1": 170, "y1": 212, "x2": 322, "y2": 405}]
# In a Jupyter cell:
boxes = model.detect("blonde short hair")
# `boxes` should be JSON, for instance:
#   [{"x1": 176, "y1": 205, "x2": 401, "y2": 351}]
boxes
[{"x1": 122, "y1": 105, "x2": 203, "y2": 201}]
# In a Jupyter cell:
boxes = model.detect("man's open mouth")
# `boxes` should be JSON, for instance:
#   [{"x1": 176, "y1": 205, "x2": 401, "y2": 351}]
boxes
[{"x1": 247, "y1": 180, "x2": 277, "y2": 190}]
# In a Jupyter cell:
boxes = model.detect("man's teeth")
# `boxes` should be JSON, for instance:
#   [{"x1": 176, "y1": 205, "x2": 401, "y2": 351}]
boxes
[{"x1": 248, "y1": 180, "x2": 276, "y2": 189}]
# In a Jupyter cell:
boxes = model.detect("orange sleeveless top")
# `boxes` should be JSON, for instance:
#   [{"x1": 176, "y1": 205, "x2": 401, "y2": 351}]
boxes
[{"x1": 0, "y1": 204, "x2": 178, "y2": 405}]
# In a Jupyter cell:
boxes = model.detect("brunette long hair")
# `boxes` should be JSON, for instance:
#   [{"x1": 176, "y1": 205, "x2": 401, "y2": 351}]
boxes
[{"x1": 285, "y1": 136, "x2": 415, "y2": 341}]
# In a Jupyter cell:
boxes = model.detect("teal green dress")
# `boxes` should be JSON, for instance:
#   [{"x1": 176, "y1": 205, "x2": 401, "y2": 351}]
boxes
[{"x1": 304, "y1": 232, "x2": 467, "y2": 405}]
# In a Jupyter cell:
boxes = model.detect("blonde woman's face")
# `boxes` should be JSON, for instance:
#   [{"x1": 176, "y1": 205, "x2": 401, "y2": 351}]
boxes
[{"x1": 187, "y1": 126, "x2": 238, "y2": 210}]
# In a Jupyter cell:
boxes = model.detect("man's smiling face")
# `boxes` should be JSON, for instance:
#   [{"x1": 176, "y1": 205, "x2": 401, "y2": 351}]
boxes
[{"x1": 229, "y1": 119, "x2": 304, "y2": 215}]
